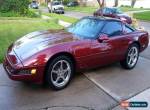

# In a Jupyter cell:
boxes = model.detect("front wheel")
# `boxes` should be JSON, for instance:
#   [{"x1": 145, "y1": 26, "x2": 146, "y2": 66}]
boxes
[
  {"x1": 120, "y1": 43, "x2": 139, "y2": 69},
  {"x1": 46, "y1": 55, "x2": 74, "y2": 90}
]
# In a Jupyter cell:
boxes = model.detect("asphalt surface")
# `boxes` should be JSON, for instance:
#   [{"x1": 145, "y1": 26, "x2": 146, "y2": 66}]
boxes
[
  {"x1": 0, "y1": 65, "x2": 117, "y2": 110},
  {"x1": 0, "y1": 8, "x2": 150, "y2": 110}
]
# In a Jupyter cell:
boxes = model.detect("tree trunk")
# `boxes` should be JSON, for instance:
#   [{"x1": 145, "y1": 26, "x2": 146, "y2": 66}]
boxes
[
  {"x1": 97, "y1": 0, "x2": 105, "y2": 17},
  {"x1": 131, "y1": 0, "x2": 136, "y2": 8},
  {"x1": 97, "y1": 0, "x2": 105, "y2": 8},
  {"x1": 114, "y1": 0, "x2": 118, "y2": 7}
]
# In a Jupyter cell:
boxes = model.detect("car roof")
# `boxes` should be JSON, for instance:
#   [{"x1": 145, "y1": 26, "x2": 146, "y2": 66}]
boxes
[
  {"x1": 104, "y1": 7, "x2": 118, "y2": 9},
  {"x1": 84, "y1": 16, "x2": 123, "y2": 23}
]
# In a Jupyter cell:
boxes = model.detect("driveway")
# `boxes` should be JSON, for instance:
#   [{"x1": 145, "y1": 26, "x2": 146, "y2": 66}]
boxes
[
  {"x1": 1, "y1": 48, "x2": 150, "y2": 110},
  {"x1": 0, "y1": 8, "x2": 150, "y2": 110}
]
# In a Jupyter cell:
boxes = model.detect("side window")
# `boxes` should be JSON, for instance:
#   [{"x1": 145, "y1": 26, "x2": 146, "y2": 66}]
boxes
[
  {"x1": 105, "y1": 9, "x2": 112, "y2": 14},
  {"x1": 124, "y1": 25, "x2": 134, "y2": 33},
  {"x1": 101, "y1": 21, "x2": 123, "y2": 37},
  {"x1": 102, "y1": 8, "x2": 106, "y2": 14},
  {"x1": 102, "y1": 8, "x2": 111, "y2": 14}
]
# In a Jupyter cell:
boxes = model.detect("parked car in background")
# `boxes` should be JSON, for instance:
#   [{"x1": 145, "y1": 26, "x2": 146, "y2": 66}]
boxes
[
  {"x1": 94, "y1": 7, "x2": 132, "y2": 24},
  {"x1": 3, "y1": 16, "x2": 149, "y2": 90},
  {"x1": 30, "y1": 0, "x2": 39, "y2": 9},
  {"x1": 48, "y1": 1, "x2": 64, "y2": 14},
  {"x1": 67, "y1": 1, "x2": 79, "y2": 7}
]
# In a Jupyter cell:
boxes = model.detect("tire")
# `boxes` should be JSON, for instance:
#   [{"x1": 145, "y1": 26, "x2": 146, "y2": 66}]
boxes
[
  {"x1": 120, "y1": 43, "x2": 139, "y2": 69},
  {"x1": 48, "y1": 9, "x2": 51, "y2": 13},
  {"x1": 46, "y1": 55, "x2": 74, "y2": 90}
]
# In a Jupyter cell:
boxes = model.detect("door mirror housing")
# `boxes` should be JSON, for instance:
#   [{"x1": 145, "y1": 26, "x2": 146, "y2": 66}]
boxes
[{"x1": 98, "y1": 34, "x2": 109, "y2": 42}]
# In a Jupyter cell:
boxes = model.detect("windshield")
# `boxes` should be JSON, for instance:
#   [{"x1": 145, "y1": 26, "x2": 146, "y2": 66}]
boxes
[
  {"x1": 67, "y1": 18, "x2": 105, "y2": 39},
  {"x1": 32, "y1": 1, "x2": 37, "y2": 4},
  {"x1": 53, "y1": 2, "x2": 61, "y2": 5}
]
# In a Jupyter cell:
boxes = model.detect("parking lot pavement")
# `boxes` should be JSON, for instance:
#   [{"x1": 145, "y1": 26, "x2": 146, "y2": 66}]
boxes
[
  {"x1": 112, "y1": 106, "x2": 126, "y2": 110},
  {"x1": 0, "y1": 65, "x2": 118, "y2": 110},
  {"x1": 139, "y1": 21, "x2": 150, "y2": 34},
  {"x1": 140, "y1": 46, "x2": 150, "y2": 59},
  {"x1": 84, "y1": 57, "x2": 150, "y2": 102},
  {"x1": 1, "y1": 50, "x2": 150, "y2": 110},
  {"x1": 127, "y1": 88, "x2": 150, "y2": 110}
]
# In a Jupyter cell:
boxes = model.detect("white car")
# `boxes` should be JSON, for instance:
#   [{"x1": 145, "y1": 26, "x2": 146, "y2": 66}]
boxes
[{"x1": 48, "y1": 1, "x2": 64, "y2": 14}]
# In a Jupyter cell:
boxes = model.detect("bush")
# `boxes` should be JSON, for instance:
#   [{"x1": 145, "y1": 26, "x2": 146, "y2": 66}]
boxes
[
  {"x1": 63, "y1": 0, "x2": 70, "y2": 5},
  {"x1": 0, "y1": 0, "x2": 30, "y2": 15},
  {"x1": 27, "y1": 10, "x2": 40, "y2": 18},
  {"x1": 0, "y1": 10, "x2": 40, "y2": 18},
  {"x1": 40, "y1": 3, "x2": 47, "y2": 7},
  {"x1": 0, "y1": 11, "x2": 20, "y2": 17}
]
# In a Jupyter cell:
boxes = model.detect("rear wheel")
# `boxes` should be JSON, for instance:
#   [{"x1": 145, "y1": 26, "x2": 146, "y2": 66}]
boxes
[
  {"x1": 46, "y1": 55, "x2": 74, "y2": 90},
  {"x1": 120, "y1": 43, "x2": 139, "y2": 69}
]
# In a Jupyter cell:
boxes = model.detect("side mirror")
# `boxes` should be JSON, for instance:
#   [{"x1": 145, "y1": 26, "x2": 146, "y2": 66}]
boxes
[{"x1": 98, "y1": 34, "x2": 109, "y2": 43}]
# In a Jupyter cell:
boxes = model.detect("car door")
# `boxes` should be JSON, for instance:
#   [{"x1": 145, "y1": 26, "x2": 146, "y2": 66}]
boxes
[{"x1": 89, "y1": 21, "x2": 127, "y2": 67}]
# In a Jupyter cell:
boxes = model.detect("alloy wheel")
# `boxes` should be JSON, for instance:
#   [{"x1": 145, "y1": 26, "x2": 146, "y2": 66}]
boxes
[
  {"x1": 51, "y1": 60, "x2": 71, "y2": 88},
  {"x1": 127, "y1": 46, "x2": 138, "y2": 68}
]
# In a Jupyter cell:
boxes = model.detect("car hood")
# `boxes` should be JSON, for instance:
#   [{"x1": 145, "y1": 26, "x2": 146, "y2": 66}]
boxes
[
  {"x1": 53, "y1": 5, "x2": 64, "y2": 8},
  {"x1": 13, "y1": 29, "x2": 79, "y2": 60}
]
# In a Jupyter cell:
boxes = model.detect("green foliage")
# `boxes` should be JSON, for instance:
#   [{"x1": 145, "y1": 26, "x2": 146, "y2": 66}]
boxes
[
  {"x1": 0, "y1": 11, "x2": 20, "y2": 17},
  {"x1": 27, "y1": 10, "x2": 41, "y2": 18},
  {"x1": 40, "y1": 3, "x2": 47, "y2": 7},
  {"x1": 0, "y1": 0, "x2": 30, "y2": 15},
  {"x1": 63, "y1": 0, "x2": 70, "y2": 5},
  {"x1": 0, "y1": 10, "x2": 40, "y2": 18},
  {"x1": 43, "y1": 13, "x2": 78, "y2": 23},
  {"x1": 0, "y1": 18, "x2": 62, "y2": 62},
  {"x1": 120, "y1": 5, "x2": 132, "y2": 8},
  {"x1": 134, "y1": 11, "x2": 150, "y2": 21}
]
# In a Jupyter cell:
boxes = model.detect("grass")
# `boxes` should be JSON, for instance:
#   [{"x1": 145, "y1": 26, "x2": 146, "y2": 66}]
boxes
[
  {"x1": 43, "y1": 13, "x2": 78, "y2": 23},
  {"x1": 65, "y1": 6, "x2": 98, "y2": 14},
  {"x1": 120, "y1": 7, "x2": 150, "y2": 12},
  {"x1": 0, "y1": 10, "x2": 40, "y2": 18},
  {"x1": 65, "y1": 6, "x2": 150, "y2": 13},
  {"x1": 0, "y1": 18, "x2": 62, "y2": 63},
  {"x1": 133, "y1": 11, "x2": 150, "y2": 21}
]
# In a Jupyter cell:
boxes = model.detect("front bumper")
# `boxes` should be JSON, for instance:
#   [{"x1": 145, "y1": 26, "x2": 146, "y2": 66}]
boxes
[
  {"x1": 3, "y1": 56, "x2": 44, "y2": 84},
  {"x1": 54, "y1": 9, "x2": 64, "y2": 13}
]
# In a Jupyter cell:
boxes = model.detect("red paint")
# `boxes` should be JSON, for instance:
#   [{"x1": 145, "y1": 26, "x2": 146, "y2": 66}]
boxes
[
  {"x1": 3, "y1": 18, "x2": 149, "y2": 84},
  {"x1": 94, "y1": 7, "x2": 132, "y2": 24}
]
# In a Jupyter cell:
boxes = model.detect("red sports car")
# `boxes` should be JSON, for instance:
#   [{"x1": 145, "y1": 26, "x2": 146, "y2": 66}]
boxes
[
  {"x1": 3, "y1": 17, "x2": 149, "y2": 90},
  {"x1": 94, "y1": 7, "x2": 132, "y2": 24}
]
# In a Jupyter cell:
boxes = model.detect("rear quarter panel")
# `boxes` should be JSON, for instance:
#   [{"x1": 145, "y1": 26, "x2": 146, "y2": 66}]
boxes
[{"x1": 135, "y1": 31, "x2": 149, "y2": 52}]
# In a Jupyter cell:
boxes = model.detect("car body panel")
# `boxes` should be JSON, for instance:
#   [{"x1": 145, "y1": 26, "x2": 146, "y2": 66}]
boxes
[
  {"x1": 94, "y1": 7, "x2": 132, "y2": 24},
  {"x1": 3, "y1": 17, "x2": 149, "y2": 84},
  {"x1": 48, "y1": 1, "x2": 64, "y2": 13}
]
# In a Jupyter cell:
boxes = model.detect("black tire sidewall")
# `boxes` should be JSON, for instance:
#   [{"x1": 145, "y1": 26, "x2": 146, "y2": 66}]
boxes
[{"x1": 46, "y1": 55, "x2": 74, "y2": 90}]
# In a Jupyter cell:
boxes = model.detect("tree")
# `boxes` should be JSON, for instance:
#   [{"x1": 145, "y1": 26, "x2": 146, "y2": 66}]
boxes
[
  {"x1": 0, "y1": 0, "x2": 29, "y2": 15},
  {"x1": 114, "y1": 0, "x2": 118, "y2": 7},
  {"x1": 97, "y1": 0, "x2": 105, "y2": 8},
  {"x1": 131, "y1": 0, "x2": 136, "y2": 8}
]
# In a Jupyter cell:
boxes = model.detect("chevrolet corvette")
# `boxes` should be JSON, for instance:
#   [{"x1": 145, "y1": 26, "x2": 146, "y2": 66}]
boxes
[{"x1": 3, "y1": 16, "x2": 149, "y2": 90}]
